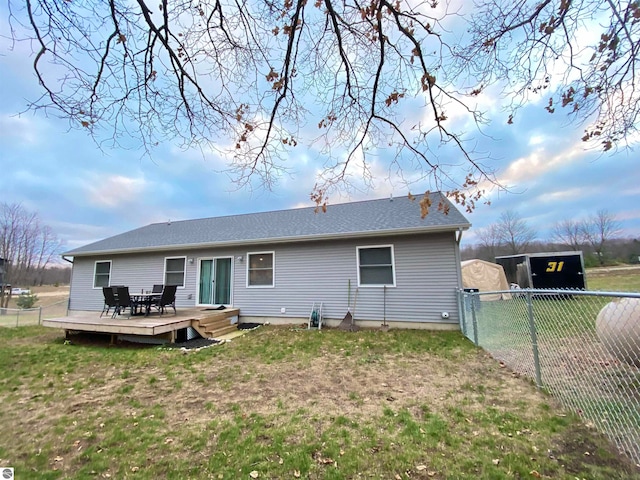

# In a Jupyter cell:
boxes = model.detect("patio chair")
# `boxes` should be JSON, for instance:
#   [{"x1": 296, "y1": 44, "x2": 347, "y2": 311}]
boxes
[
  {"x1": 152, "y1": 284, "x2": 164, "y2": 293},
  {"x1": 153, "y1": 284, "x2": 177, "y2": 316},
  {"x1": 101, "y1": 287, "x2": 118, "y2": 318},
  {"x1": 111, "y1": 285, "x2": 125, "y2": 300},
  {"x1": 114, "y1": 286, "x2": 139, "y2": 318}
]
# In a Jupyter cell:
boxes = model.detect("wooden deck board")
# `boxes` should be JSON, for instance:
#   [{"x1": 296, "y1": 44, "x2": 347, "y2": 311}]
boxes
[{"x1": 42, "y1": 308, "x2": 240, "y2": 339}]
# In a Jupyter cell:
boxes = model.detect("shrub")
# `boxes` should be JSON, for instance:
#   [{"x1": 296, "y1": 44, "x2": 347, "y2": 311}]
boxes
[{"x1": 16, "y1": 294, "x2": 38, "y2": 309}]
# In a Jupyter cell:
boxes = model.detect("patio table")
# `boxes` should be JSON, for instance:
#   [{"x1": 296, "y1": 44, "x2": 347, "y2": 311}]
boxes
[{"x1": 132, "y1": 293, "x2": 161, "y2": 316}]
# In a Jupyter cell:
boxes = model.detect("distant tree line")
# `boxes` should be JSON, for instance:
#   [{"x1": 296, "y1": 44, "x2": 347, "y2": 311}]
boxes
[
  {"x1": 0, "y1": 203, "x2": 68, "y2": 308},
  {"x1": 462, "y1": 209, "x2": 638, "y2": 267},
  {"x1": 24, "y1": 265, "x2": 72, "y2": 286}
]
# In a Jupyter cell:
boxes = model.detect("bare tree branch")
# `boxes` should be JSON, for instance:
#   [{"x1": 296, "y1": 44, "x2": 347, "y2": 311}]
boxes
[
  {"x1": 454, "y1": 0, "x2": 640, "y2": 152},
  {"x1": 6, "y1": 0, "x2": 638, "y2": 212}
]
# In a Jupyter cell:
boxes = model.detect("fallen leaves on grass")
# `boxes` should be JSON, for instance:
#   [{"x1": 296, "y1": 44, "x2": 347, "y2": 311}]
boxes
[{"x1": 313, "y1": 451, "x2": 336, "y2": 466}]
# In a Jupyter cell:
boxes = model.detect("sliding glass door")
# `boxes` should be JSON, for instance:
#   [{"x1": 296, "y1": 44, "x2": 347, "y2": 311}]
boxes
[{"x1": 198, "y1": 257, "x2": 232, "y2": 306}]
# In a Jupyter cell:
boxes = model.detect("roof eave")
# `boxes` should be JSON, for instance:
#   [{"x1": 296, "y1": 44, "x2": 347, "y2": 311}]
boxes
[{"x1": 63, "y1": 223, "x2": 471, "y2": 258}]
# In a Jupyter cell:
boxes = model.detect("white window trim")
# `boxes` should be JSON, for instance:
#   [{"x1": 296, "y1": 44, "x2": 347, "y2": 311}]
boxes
[
  {"x1": 246, "y1": 251, "x2": 275, "y2": 288},
  {"x1": 93, "y1": 260, "x2": 112, "y2": 289},
  {"x1": 196, "y1": 256, "x2": 234, "y2": 306},
  {"x1": 356, "y1": 244, "x2": 396, "y2": 288},
  {"x1": 164, "y1": 256, "x2": 187, "y2": 289}
]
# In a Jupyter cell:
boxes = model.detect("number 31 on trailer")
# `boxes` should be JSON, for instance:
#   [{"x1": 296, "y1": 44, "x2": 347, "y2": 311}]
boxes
[{"x1": 546, "y1": 261, "x2": 565, "y2": 273}]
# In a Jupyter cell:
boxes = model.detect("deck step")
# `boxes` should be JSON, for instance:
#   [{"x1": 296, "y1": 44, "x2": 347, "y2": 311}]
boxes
[
  {"x1": 199, "y1": 308, "x2": 239, "y2": 320},
  {"x1": 187, "y1": 308, "x2": 240, "y2": 340},
  {"x1": 197, "y1": 316, "x2": 233, "y2": 328},
  {"x1": 190, "y1": 319, "x2": 238, "y2": 340},
  {"x1": 196, "y1": 309, "x2": 238, "y2": 326},
  {"x1": 205, "y1": 324, "x2": 238, "y2": 337}
]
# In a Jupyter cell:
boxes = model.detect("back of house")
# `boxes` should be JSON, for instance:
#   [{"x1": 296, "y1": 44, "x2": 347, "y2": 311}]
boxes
[{"x1": 63, "y1": 194, "x2": 471, "y2": 329}]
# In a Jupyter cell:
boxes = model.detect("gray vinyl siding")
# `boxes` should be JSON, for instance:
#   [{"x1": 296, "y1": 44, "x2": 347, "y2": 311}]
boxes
[
  {"x1": 69, "y1": 232, "x2": 461, "y2": 325},
  {"x1": 233, "y1": 233, "x2": 460, "y2": 324},
  {"x1": 69, "y1": 249, "x2": 242, "y2": 311}
]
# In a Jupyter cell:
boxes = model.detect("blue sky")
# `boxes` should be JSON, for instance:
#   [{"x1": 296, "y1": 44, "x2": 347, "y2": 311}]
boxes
[{"x1": 1, "y1": 11, "x2": 638, "y2": 257}]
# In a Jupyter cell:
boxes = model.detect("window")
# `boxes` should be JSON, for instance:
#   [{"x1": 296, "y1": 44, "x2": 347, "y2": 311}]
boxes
[
  {"x1": 94, "y1": 261, "x2": 111, "y2": 288},
  {"x1": 357, "y1": 245, "x2": 396, "y2": 287},
  {"x1": 247, "y1": 252, "x2": 274, "y2": 287},
  {"x1": 165, "y1": 257, "x2": 186, "y2": 287}
]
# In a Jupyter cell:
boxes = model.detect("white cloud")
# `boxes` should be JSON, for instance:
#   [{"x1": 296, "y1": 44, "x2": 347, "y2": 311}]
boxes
[
  {"x1": 617, "y1": 208, "x2": 640, "y2": 221},
  {"x1": 616, "y1": 209, "x2": 640, "y2": 237},
  {"x1": 85, "y1": 175, "x2": 147, "y2": 208},
  {"x1": 537, "y1": 187, "x2": 586, "y2": 203},
  {"x1": 528, "y1": 135, "x2": 545, "y2": 146},
  {"x1": 0, "y1": 114, "x2": 43, "y2": 145},
  {"x1": 622, "y1": 186, "x2": 640, "y2": 196},
  {"x1": 498, "y1": 141, "x2": 585, "y2": 187}
]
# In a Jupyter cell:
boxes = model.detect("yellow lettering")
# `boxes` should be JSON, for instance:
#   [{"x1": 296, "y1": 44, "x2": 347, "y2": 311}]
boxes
[{"x1": 546, "y1": 261, "x2": 565, "y2": 273}]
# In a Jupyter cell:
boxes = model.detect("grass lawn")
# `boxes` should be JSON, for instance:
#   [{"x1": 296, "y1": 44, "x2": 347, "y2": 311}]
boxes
[
  {"x1": 586, "y1": 266, "x2": 640, "y2": 292},
  {"x1": 0, "y1": 325, "x2": 638, "y2": 479}
]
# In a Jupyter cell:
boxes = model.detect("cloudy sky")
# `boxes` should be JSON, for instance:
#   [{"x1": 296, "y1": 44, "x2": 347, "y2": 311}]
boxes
[{"x1": 1, "y1": 5, "x2": 638, "y2": 258}]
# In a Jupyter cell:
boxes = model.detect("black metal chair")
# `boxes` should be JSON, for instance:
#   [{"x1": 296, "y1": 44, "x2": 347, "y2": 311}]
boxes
[
  {"x1": 114, "y1": 286, "x2": 139, "y2": 318},
  {"x1": 153, "y1": 285, "x2": 177, "y2": 316},
  {"x1": 101, "y1": 287, "x2": 118, "y2": 318},
  {"x1": 152, "y1": 284, "x2": 164, "y2": 293}
]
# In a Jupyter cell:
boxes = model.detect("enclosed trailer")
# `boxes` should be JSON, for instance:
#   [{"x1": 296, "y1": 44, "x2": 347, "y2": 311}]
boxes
[{"x1": 495, "y1": 252, "x2": 587, "y2": 290}]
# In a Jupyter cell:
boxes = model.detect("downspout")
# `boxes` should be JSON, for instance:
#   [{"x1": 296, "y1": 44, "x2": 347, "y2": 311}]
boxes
[
  {"x1": 453, "y1": 228, "x2": 465, "y2": 327},
  {"x1": 62, "y1": 255, "x2": 74, "y2": 314},
  {"x1": 454, "y1": 228, "x2": 464, "y2": 269}
]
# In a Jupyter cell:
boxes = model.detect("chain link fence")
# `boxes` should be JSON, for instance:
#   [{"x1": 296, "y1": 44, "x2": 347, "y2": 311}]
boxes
[
  {"x1": 0, "y1": 300, "x2": 68, "y2": 327},
  {"x1": 458, "y1": 288, "x2": 640, "y2": 465}
]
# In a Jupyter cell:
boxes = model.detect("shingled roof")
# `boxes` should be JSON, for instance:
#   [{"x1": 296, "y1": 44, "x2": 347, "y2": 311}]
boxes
[{"x1": 64, "y1": 193, "x2": 471, "y2": 257}]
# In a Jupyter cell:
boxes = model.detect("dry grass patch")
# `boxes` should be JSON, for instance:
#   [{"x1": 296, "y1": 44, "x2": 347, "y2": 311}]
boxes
[{"x1": 0, "y1": 325, "x2": 637, "y2": 479}]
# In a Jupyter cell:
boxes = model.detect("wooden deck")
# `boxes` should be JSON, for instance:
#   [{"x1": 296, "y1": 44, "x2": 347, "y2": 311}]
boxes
[{"x1": 43, "y1": 308, "x2": 241, "y2": 343}]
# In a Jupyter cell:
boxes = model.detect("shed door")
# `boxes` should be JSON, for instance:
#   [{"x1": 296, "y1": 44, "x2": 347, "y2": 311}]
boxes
[{"x1": 198, "y1": 257, "x2": 232, "y2": 305}]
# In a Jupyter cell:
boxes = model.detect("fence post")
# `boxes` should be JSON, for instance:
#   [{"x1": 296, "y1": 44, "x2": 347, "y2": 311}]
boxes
[
  {"x1": 16, "y1": 309, "x2": 20, "y2": 327},
  {"x1": 526, "y1": 291, "x2": 543, "y2": 389},
  {"x1": 471, "y1": 292, "x2": 479, "y2": 346},
  {"x1": 457, "y1": 290, "x2": 466, "y2": 337},
  {"x1": 39, "y1": 306, "x2": 42, "y2": 325}
]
